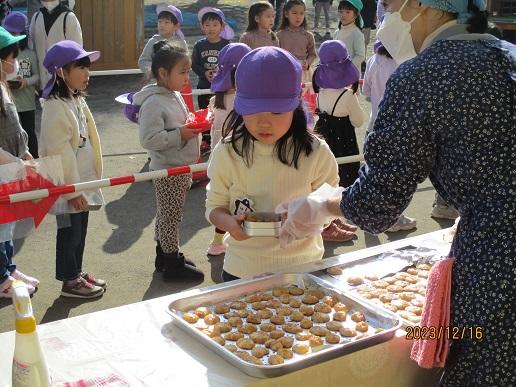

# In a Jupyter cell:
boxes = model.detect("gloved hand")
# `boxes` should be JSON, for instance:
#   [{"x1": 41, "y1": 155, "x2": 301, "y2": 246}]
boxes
[{"x1": 275, "y1": 183, "x2": 344, "y2": 248}]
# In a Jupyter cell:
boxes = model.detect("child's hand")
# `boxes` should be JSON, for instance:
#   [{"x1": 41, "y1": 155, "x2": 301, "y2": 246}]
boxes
[
  {"x1": 180, "y1": 125, "x2": 200, "y2": 140},
  {"x1": 21, "y1": 151, "x2": 33, "y2": 160},
  {"x1": 227, "y1": 214, "x2": 250, "y2": 241},
  {"x1": 69, "y1": 195, "x2": 88, "y2": 211}
]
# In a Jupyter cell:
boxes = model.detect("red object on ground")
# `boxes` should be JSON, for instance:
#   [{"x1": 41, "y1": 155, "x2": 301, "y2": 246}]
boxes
[
  {"x1": 0, "y1": 167, "x2": 58, "y2": 226},
  {"x1": 181, "y1": 81, "x2": 195, "y2": 112}
]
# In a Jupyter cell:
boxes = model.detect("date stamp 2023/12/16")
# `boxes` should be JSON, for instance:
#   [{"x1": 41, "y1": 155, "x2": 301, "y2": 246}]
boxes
[{"x1": 405, "y1": 326, "x2": 485, "y2": 341}]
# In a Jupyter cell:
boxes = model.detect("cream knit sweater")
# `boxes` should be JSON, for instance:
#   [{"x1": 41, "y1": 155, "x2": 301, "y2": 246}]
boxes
[{"x1": 206, "y1": 136, "x2": 339, "y2": 278}]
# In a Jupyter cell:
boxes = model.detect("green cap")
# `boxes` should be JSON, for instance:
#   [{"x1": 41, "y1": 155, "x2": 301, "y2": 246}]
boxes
[
  {"x1": 340, "y1": 0, "x2": 364, "y2": 28},
  {"x1": 0, "y1": 26, "x2": 25, "y2": 51}
]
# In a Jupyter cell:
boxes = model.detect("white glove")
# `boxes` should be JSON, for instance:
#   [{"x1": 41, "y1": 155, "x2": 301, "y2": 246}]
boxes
[{"x1": 275, "y1": 183, "x2": 344, "y2": 248}]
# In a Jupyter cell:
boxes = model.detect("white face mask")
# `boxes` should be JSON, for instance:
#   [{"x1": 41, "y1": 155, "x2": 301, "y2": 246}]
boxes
[
  {"x1": 42, "y1": 0, "x2": 60, "y2": 12},
  {"x1": 5, "y1": 60, "x2": 20, "y2": 81},
  {"x1": 376, "y1": 0, "x2": 423, "y2": 65}
]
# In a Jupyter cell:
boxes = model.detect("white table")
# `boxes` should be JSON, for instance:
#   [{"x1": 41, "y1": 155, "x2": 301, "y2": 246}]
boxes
[{"x1": 0, "y1": 230, "x2": 451, "y2": 387}]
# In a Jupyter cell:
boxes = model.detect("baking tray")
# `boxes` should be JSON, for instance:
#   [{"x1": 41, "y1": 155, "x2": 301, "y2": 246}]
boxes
[
  {"x1": 243, "y1": 212, "x2": 282, "y2": 237},
  {"x1": 167, "y1": 273, "x2": 402, "y2": 378}
]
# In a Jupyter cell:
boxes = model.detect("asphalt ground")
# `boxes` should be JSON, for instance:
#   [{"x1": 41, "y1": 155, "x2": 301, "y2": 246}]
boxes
[{"x1": 0, "y1": 3, "x2": 455, "y2": 333}]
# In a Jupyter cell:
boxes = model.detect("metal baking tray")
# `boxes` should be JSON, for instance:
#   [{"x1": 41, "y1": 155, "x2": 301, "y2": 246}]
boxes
[
  {"x1": 167, "y1": 273, "x2": 402, "y2": 378},
  {"x1": 243, "y1": 212, "x2": 282, "y2": 237}
]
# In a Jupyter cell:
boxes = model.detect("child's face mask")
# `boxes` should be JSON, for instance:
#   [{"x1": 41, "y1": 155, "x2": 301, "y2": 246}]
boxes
[
  {"x1": 42, "y1": 0, "x2": 60, "y2": 12},
  {"x1": 1, "y1": 59, "x2": 19, "y2": 81}
]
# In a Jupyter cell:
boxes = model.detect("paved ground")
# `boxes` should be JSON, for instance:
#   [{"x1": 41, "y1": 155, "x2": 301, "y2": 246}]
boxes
[{"x1": 0, "y1": 2, "x2": 455, "y2": 333}]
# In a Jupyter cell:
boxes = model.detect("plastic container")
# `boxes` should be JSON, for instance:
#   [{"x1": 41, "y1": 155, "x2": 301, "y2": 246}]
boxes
[
  {"x1": 243, "y1": 212, "x2": 282, "y2": 237},
  {"x1": 11, "y1": 281, "x2": 50, "y2": 387}
]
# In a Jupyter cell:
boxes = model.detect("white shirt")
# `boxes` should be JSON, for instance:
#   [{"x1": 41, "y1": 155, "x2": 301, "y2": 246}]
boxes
[
  {"x1": 333, "y1": 23, "x2": 366, "y2": 72},
  {"x1": 317, "y1": 88, "x2": 366, "y2": 128}
]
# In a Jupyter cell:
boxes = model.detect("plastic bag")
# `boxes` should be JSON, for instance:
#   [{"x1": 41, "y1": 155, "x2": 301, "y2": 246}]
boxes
[{"x1": 275, "y1": 183, "x2": 344, "y2": 248}]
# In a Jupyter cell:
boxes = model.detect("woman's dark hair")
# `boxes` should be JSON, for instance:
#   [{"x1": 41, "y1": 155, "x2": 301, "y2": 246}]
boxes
[
  {"x1": 214, "y1": 69, "x2": 236, "y2": 110},
  {"x1": 377, "y1": 45, "x2": 393, "y2": 59},
  {"x1": 221, "y1": 104, "x2": 315, "y2": 168},
  {"x1": 466, "y1": 0, "x2": 488, "y2": 33},
  {"x1": 151, "y1": 43, "x2": 188, "y2": 80},
  {"x1": 279, "y1": 0, "x2": 308, "y2": 30},
  {"x1": 158, "y1": 11, "x2": 179, "y2": 25},
  {"x1": 312, "y1": 66, "x2": 359, "y2": 94},
  {"x1": 338, "y1": 1, "x2": 361, "y2": 29},
  {"x1": 0, "y1": 42, "x2": 19, "y2": 116},
  {"x1": 48, "y1": 56, "x2": 91, "y2": 99},
  {"x1": 247, "y1": 1, "x2": 277, "y2": 42},
  {"x1": 201, "y1": 12, "x2": 223, "y2": 25}
]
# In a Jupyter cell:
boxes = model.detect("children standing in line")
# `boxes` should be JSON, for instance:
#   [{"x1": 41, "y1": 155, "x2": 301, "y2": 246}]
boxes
[
  {"x1": 362, "y1": 41, "x2": 416, "y2": 232},
  {"x1": 206, "y1": 47, "x2": 339, "y2": 281},
  {"x1": 277, "y1": 0, "x2": 316, "y2": 83},
  {"x1": 3, "y1": 12, "x2": 39, "y2": 158},
  {"x1": 39, "y1": 40, "x2": 106, "y2": 298},
  {"x1": 206, "y1": 42, "x2": 251, "y2": 257},
  {"x1": 313, "y1": 40, "x2": 365, "y2": 241},
  {"x1": 0, "y1": 27, "x2": 39, "y2": 298},
  {"x1": 192, "y1": 7, "x2": 233, "y2": 109},
  {"x1": 134, "y1": 43, "x2": 204, "y2": 281},
  {"x1": 240, "y1": 2, "x2": 279, "y2": 49},
  {"x1": 333, "y1": 0, "x2": 365, "y2": 72},
  {"x1": 138, "y1": 5, "x2": 187, "y2": 81}
]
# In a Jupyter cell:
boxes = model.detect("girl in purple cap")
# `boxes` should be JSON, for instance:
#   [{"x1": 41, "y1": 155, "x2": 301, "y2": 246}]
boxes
[
  {"x1": 133, "y1": 43, "x2": 204, "y2": 282},
  {"x1": 312, "y1": 39, "x2": 365, "y2": 242},
  {"x1": 39, "y1": 40, "x2": 106, "y2": 299},
  {"x1": 240, "y1": 2, "x2": 279, "y2": 49},
  {"x1": 206, "y1": 46, "x2": 339, "y2": 281},
  {"x1": 277, "y1": 0, "x2": 316, "y2": 83},
  {"x1": 206, "y1": 42, "x2": 251, "y2": 257}
]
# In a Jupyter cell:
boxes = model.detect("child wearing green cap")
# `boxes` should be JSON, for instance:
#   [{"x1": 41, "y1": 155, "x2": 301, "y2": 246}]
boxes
[{"x1": 333, "y1": 0, "x2": 365, "y2": 72}]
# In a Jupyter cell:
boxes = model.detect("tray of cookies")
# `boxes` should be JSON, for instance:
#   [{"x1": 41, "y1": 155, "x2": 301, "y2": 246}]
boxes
[
  {"x1": 167, "y1": 273, "x2": 401, "y2": 378},
  {"x1": 327, "y1": 247, "x2": 442, "y2": 325}
]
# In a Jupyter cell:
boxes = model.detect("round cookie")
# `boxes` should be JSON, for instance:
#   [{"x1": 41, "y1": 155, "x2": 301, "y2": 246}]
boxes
[
  {"x1": 300, "y1": 305, "x2": 314, "y2": 316},
  {"x1": 251, "y1": 346, "x2": 269, "y2": 358},
  {"x1": 350, "y1": 312, "x2": 366, "y2": 322},
  {"x1": 237, "y1": 309, "x2": 250, "y2": 318},
  {"x1": 279, "y1": 294, "x2": 291, "y2": 304},
  {"x1": 204, "y1": 314, "x2": 220, "y2": 325},
  {"x1": 194, "y1": 307, "x2": 211, "y2": 318},
  {"x1": 326, "y1": 332, "x2": 341, "y2": 344},
  {"x1": 212, "y1": 336, "x2": 225, "y2": 346},
  {"x1": 230, "y1": 301, "x2": 247, "y2": 310},
  {"x1": 339, "y1": 327, "x2": 357, "y2": 337},
  {"x1": 182, "y1": 313, "x2": 199, "y2": 324},
  {"x1": 288, "y1": 286, "x2": 305, "y2": 296},
  {"x1": 270, "y1": 315, "x2": 286, "y2": 325},
  {"x1": 307, "y1": 289, "x2": 326, "y2": 300},
  {"x1": 300, "y1": 318, "x2": 314, "y2": 329},
  {"x1": 327, "y1": 266, "x2": 343, "y2": 275},
  {"x1": 310, "y1": 326, "x2": 329, "y2": 337},
  {"x1": 391, "y1": 299, "x2": 410, "y2": 310},
  {"x1": 283, "y1": 323, "x2": 302, "y2": 334},
  {"x1": 322, "y1": 295, "x2": 338, "y2": 307},
  {"x1": 314, "y1": 303, "x2": 332, "y2": 313},
  {"x1": 228, "y1": 316, "x2": 243, "y2": 327},
  {"x1": 245, "y1": 294, "x2": 262, "y2": 303},
  {"x1": 236, "y1": 338, "x2": 255, "y2": 350},
  {"x1": 260, "y1": 322, "x2": 275, "y2": 332},
  {"x1": 238, "y1": 324, "x2": 258, "y2": 334},
  {"x1": 356, "y1": 322, "x2": 369, "y2": 332},
  {"x1": 293, "y1": 343, "x2": 310, "y2": 354},
  {"x1": 224, "y1": 331, "x2": 244, "y2": 341},
  {"x1": 258, "y1": 292, "x2": 274, "y2": 301},
  {"x1": 347, "y1": 276, "x2": 364, "y2": 286},
  {"x1": 333, "y1": 311, "x2": 347, "y2": 321},
  {"x1": 257, "y1": 309, "x2": 273, "y2": 319},
  {"x1": 277, "y1": 348, "x2": 294, "y2": 359},
  {"x1": 224, "y1": 343, "x2": 237, "y2": 352},
  {"x1": 309, "y1": 335, "x2": 324, "y2": 347},
  {"x1": 214, "y1": 304, "x2": 230, "y2": 314},
  {"x1": 333, "y1": 302, "x2": 350, "y2": 313},
  {"x1": 405, "y1": 305, "x2": 423, "y2": 316},
  {"x1": 270, "y1": 329, "x2": 285, "y2": 339},
  {"x1": 295, "y1": 331, "x2": 312, "y2": 341},
  {"x1": 289, "y1": 299, "x2": 302, "y2": 308},
  {"x1": 272, "y1": 287, "x2": 290, "y2": 297},
  {"x1": 302, "y1": 295, "x2": 319, "y2": 305},
  {"x1": 312, "y1": 312, "x2": 330, "y2": 323},
  {"x1": 213, "y1": 322, "x2": 232, "y2": 334},
  {"x1": 250, "y1": 331, "x2": 270, "y2": 344},
  {"x1": 266, "y1": 300, "x2": 282, "y2": 309},
  {"x1": 290, "y1": 311, "x2": 304, "y2": 322},
  {"x1": 326, "y1": 321, "x2": 343, "y2": 331},
  {"x1": 365, "y1": 274, "x2": 379, "y2": 281},
  {"x1": 268, "y1": 354, "x2": 285, "y2": 365},
  {"x1": 406, "y1": 267, "x2": 419, "y2": 275},
  {"x1": 247, "y1": 313, "x2": 262, "y2": 324},
  {"x1": 276, "y1": 306, "x2": 293, "y2": 317},
  {"x1": 251, "y1": 301, "x2": 268, "y2": 310}
]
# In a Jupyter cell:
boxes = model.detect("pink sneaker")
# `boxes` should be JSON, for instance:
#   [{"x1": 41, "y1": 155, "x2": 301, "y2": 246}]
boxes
[
  {"x1": 321, "y1": 222, "x2": 355, "y2": 242},
  {"x1": 207, "y1": 243, "x2": 226, "y2": 256},
  {"x1": 11, "y1": 270, "x2": 40, "y2": 288},
  {"x1": 1, "y1": 277, "x2": 36, "y2": 298},
  {"x1": 333, "y1": 218, "x2": 358, "y2": 232}
]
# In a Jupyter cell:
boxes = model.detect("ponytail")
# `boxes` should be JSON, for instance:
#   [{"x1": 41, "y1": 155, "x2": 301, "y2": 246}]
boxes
[{"x1": 466, "y1": 0, "x2": 488, "y2": 34}]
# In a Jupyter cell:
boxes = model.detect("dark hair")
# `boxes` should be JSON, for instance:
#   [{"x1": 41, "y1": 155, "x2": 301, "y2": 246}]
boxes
[
  {"x1": 214, "y1": 69, "x2": 236, "y2": 110},
  {"x1": 466, "y1": 0, "x2": 488, "y2": 33},
  {"x1": 377, "y1": 45, "x2": 392, "y2": 59},
  {"x1": 151, "y1": 43, "x2": 189, "y2": 80},
  {"x1": 279, "y1": 0, "x2": 307, "y2": 30},
  {"x1": 18, "y1": 33, "x2": 28, "y2": 50},
  {"x1": 158, "y1": 11, "x2": 178, "y2": 25},
  {"x1": 201, "y1": 12, "x2": 223, "y2": 25},
  {"x1": 0, "y1": 42, "x2": 18, "y2": 116},
  {"x1": 247, "y1": 2, "x2": 276, "y2": 38},
  {"x1": 312, "y1": 68, "x2": 359, "y2": 94},
  {"x1": 48, "y1": 56, "x2": 91, "y2": 100},
  {"x1": 221, "y1": 104, "x2": 315, "y2": 168},
  {"x1": 338, "y1": 1, "x2": 361, "y2": 29}
]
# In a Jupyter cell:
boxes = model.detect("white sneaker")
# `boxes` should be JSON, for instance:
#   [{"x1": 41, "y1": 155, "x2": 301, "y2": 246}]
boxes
[
  {"x1": 0, "y1": 278, "x2": 36, "y2": 298},
  {"x1": 386, "y1": 214, "x2": 417, "y2": 232},
  {"x1": 431, "y1": 205, "x2": 459, "y2": 220},
  {"x1": 11, "y1": 270, "x2": 40, "y2": 288}
]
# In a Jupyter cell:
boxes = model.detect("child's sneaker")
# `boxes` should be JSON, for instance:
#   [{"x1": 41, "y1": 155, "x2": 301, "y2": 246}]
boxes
[
  {"x1": 431, "y1": 204, "x2": 459, "y2": 220},
  {"x1": 11, "y1": 270, "x2": 40, "y2": 288},
  {"x1": 386, "y1": 214, "x2": 417, "y2": 232},
  {"x1": 207, "y1": 243, "x2": 225, "y2": 256},
  {"x1": 1, "y1": 277, "x2": 36, "y2": 298},
  {"x1": 321, "y1": 222, "x2": 355, "y2": 242},
  {"x1": 81, "y1": 272, "x2": 107, "y2": 289},
  {"x1": 61, "y1": 277, "x2": 104, "y2": 299},
  {"x1": 333, "y1": 218, "x2": 357, "y2": 232}
]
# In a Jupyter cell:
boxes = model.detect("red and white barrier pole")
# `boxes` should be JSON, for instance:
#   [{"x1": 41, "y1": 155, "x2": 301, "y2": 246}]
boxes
[{"x1": 0, "y1": 155, "x2": 364, "y2": 206}]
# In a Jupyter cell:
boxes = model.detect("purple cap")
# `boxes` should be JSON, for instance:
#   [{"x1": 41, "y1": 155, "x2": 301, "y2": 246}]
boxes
[
  {"x1": 123, "y1": 93, "x2": 139, "y2": 123},
  {"x1": 211, "y1": 43, "x2": 251, "y2": 93},
  {"x1": 42, "y1": 40, "x2": 100, "y2": 98},
  {"x1": 156, "y1": 4, "x2": 185, "y2": 40},
  {"x1": 234, "y1": 47, "x2": 302, "y2": 115},
  {"x1": 315, "y1": 40, "x2": 359, "y2": 90},
  {"x1": 373, "y1": 40, "x2": 383, "y2": 53},
  {"x1": 2, "y1": 11, "x2": 27, "y2": 34},
  {"x1": 197, "y1": 7, "x2": 234, "y2": 40}
]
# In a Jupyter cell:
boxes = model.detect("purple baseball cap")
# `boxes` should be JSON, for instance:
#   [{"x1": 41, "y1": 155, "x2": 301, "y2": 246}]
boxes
[
  {"x1": 2, "y1": 11, "x2": 27, "y2": 34},
  {"x1": 42, "y1": 40, "x2": 100, "y2": 98},
  {"x1": 211, "y1": 43, "x2": 251, "y2": 93},
  {"x1": 315, "y1": 40, "x2": 359, "y2": 90},
  {"x1": 156, "y1": 4, "x2": 185, "y2": 40},
  {"x1": 234, "y1": 47, "x2": 302, "y2": 116},
  {"x1": 197, "y1": 7, "x2": 234, "y2": 40}
]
